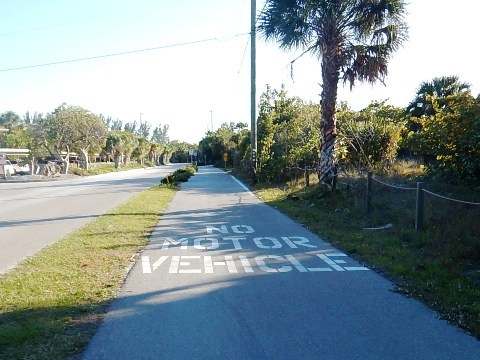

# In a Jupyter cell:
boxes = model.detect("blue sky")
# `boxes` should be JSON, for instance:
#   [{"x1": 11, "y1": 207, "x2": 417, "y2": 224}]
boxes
[{"x1": 1, "y1": 0, "x2": 479, "y2": 144}]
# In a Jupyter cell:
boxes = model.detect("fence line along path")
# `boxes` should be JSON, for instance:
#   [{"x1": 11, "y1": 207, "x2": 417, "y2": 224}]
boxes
[{"x1": 366, "y1": 172, "x2": 480, "y2": 231}]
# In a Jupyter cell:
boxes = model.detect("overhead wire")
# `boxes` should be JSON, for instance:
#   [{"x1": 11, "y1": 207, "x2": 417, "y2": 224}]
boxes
[
  {"x1": 0, "y1": 2, "x2": 260, "y2": 79},
  {"x1": 0, "y1": 34, "x2": 249, "y2": 72}
]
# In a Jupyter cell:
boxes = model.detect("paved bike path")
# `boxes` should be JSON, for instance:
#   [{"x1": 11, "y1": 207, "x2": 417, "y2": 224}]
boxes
[{"x1": 83, "y1": 166, "x2": 480, "y2": 359}]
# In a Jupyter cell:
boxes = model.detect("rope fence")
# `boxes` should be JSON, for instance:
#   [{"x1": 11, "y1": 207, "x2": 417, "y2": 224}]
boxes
[
  {"x1": 370, "y1": 176, "x2": 417, "y2": 191},
  {"x1": 366, "y1": 172, "x2": 480, "y2": 231},
  {"x1": 422, "y1": 189, "x2": 480, "y2": 206}
]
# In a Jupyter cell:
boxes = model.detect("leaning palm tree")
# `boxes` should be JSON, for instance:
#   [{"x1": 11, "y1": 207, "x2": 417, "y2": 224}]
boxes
[{"x1": 259, "y1": 0, "x2": 408, "y2": 188}]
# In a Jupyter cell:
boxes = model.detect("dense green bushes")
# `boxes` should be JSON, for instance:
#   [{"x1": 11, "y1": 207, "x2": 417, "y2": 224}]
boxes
[
  {"x1": 198, "y1": 122, "x2": 249, "y2": 167},
  {"x1": 256, "y1": 85, "x2": 320, "y2": 182},
  {"x1": 161, "y1": 165, "x2": 197, "y2": 185},
  {"x1": 404, "y1": 93, "x2": 480, "y2": 182},
  {"x1": 256, "y1": 88, "x2": 404, "y2": 181},
  {"x1": 337, "y1": 101, "x2": 405, "y2": 170}
]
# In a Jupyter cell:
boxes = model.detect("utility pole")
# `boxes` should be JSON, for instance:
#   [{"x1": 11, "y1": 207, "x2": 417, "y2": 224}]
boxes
[
  {"x1": 210, "y1": 110, "x2": 213, "y2": 132},
  {"x1": 250, "y1": 0, "x2": 257, "y2": 176}
]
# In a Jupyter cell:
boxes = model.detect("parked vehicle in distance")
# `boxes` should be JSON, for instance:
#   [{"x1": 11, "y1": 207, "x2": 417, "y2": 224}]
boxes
[
  {"x1": 10, "y1": 160, "x2": 30, "y2": 174},
  {"x1": 2, "y1": 160, "x2": 16, "y2": 176}
]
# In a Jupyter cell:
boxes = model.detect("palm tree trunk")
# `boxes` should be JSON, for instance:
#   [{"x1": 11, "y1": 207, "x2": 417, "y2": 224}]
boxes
[
  {"x1": 55, "y1": 145, "x2": 70, "y2": 175},
  {"x1": 80, "y1": 148, "x2": 90, "y2": 170},
  {"x1": 114, "y1": 150, "x2": 121, "y2": 169},
  {"x1": 319, "y1": 46, "x2": 340, "y2": 189}
]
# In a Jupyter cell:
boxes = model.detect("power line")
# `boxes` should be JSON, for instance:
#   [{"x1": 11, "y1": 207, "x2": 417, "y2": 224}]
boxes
[
  {"x1": 0, "y1": 38, "x2": 214, "y2": 72},
  {"x1": 236, "y1": 39, "x2": 250, "y2": 76},
  {"x1": 0, "y1": 34, "x2": 248, "y2": 73}
]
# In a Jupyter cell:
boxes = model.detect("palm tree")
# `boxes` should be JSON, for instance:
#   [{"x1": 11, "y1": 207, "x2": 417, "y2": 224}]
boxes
[
  {"x1": 259, "y1": 0, "x2": 408, "y2": 188},
  {"x1": 105, "y1": 131, "x2": 126, "y2": 169},
  {"x1": 0, "y1": 111, "x2": 21, "y2": 127},
  {"x1": 406, "y1": 75, "x2": 471, "y2": 118}
]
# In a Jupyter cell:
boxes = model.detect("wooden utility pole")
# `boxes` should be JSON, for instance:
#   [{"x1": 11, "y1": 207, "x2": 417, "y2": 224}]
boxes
[{"x1": 250, "y1": 0, "x2": 257, "y2": 171}]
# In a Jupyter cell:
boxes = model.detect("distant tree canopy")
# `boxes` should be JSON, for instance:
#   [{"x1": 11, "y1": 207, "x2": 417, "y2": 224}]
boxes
[
  {"x1": 0, "y1": 111, "x2": 21, "y2": 127},
  {"x1": 406, "y1": 75, "x2": 471, "y2": 132},
  {"x1": 33, "y1": 104, "x2": 107, "y2": 173},
  {"x1": 199, "y1": 122, "x2": 250, "y2": 167},
  {"x1": 169, "y1": 140, "x2": 192, "y2": 163},
  {"x1": 151, "y1": 124, "x2": 170, "y2": 145}
]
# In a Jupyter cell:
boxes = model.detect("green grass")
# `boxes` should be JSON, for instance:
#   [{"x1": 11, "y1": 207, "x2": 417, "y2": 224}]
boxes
[
  {"x1": 251, "y1": 170, "x2": 480, "y2": 339},
  {"x1": 0, "y1": 184, "x2": 178, "y2": 359},
  {"x1": 70, "y1": 162, "x2": 149, "y2": 176}
]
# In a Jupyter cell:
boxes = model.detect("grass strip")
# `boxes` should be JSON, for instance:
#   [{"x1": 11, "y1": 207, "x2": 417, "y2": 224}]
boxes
[
  {"x1": 0, "y1": 184, "x2": 177, "y2": 359},
  {"x1": 70, "y1": 163, "x2": 150, "y2": 176},
  {"x1": 253, "y1": 179, "x2": 480, "y2": 339}
]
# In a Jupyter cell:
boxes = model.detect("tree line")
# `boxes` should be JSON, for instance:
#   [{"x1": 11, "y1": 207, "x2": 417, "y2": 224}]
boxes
[
  {"x1": 0, "y1": 104, "x2": 196, "y2": 174},
  {"x1": 201, "y1": 76, "x2": 480, "y2": 185}
]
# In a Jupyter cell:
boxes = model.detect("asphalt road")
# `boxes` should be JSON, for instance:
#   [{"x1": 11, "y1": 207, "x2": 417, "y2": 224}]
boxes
[
  {"x1": 0, "y1": 164, "x2": 184, "y2": 274},
  {"x1": 83, "y1": 166, "x2": 480, "y2": 360}
]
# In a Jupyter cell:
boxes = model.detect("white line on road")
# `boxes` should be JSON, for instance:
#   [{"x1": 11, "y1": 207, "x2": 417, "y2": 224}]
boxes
[{"x1": 230, "y1": 176, "x2": 255, "y2": 196}]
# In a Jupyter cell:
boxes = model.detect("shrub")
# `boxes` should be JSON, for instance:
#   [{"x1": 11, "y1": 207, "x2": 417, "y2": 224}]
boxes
[
  {"x1": 174, "y1": 172, "x2": 191, "y2": 182},
  {"x1": 160, "y1": 165, "x2": 197, "y2": 185},
  {"x1": 161, "y1": 174, "x2": 176, "y2": 185},
  {"x1": 338, "y1": 101, "x2": 405, "y2": 171},
  {"x1": 403, "y1": 94, "x2": 480, "y2": 183}
]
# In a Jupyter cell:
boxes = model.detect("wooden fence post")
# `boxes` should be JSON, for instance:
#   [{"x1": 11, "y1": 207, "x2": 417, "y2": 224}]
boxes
[
  {"x1": 366, "y1": 172, "x2": 372, "y2": 213},
  {"x1": 415, "y1": 182, "x2": 424, "y2": 231},
  {"x1": 305, "y1": 168, "x2": 310, "y2": 187}
]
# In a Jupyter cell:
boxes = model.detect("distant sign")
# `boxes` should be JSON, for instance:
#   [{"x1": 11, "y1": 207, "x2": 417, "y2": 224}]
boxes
[
  {"x1": 0, "y1": 153, "x2": 6, "y2": 165},
  {"x1": 223, "y1": 153, "x2": 228, "y2": 162}
]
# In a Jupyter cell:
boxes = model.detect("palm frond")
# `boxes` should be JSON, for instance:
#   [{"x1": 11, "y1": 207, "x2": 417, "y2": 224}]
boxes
[
  {"x1": 258, "y1": 0, "x2": 312, "y2": 50},
  {"x1": 341, "y1": 44, "x2": 390, "y2": 88}
]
